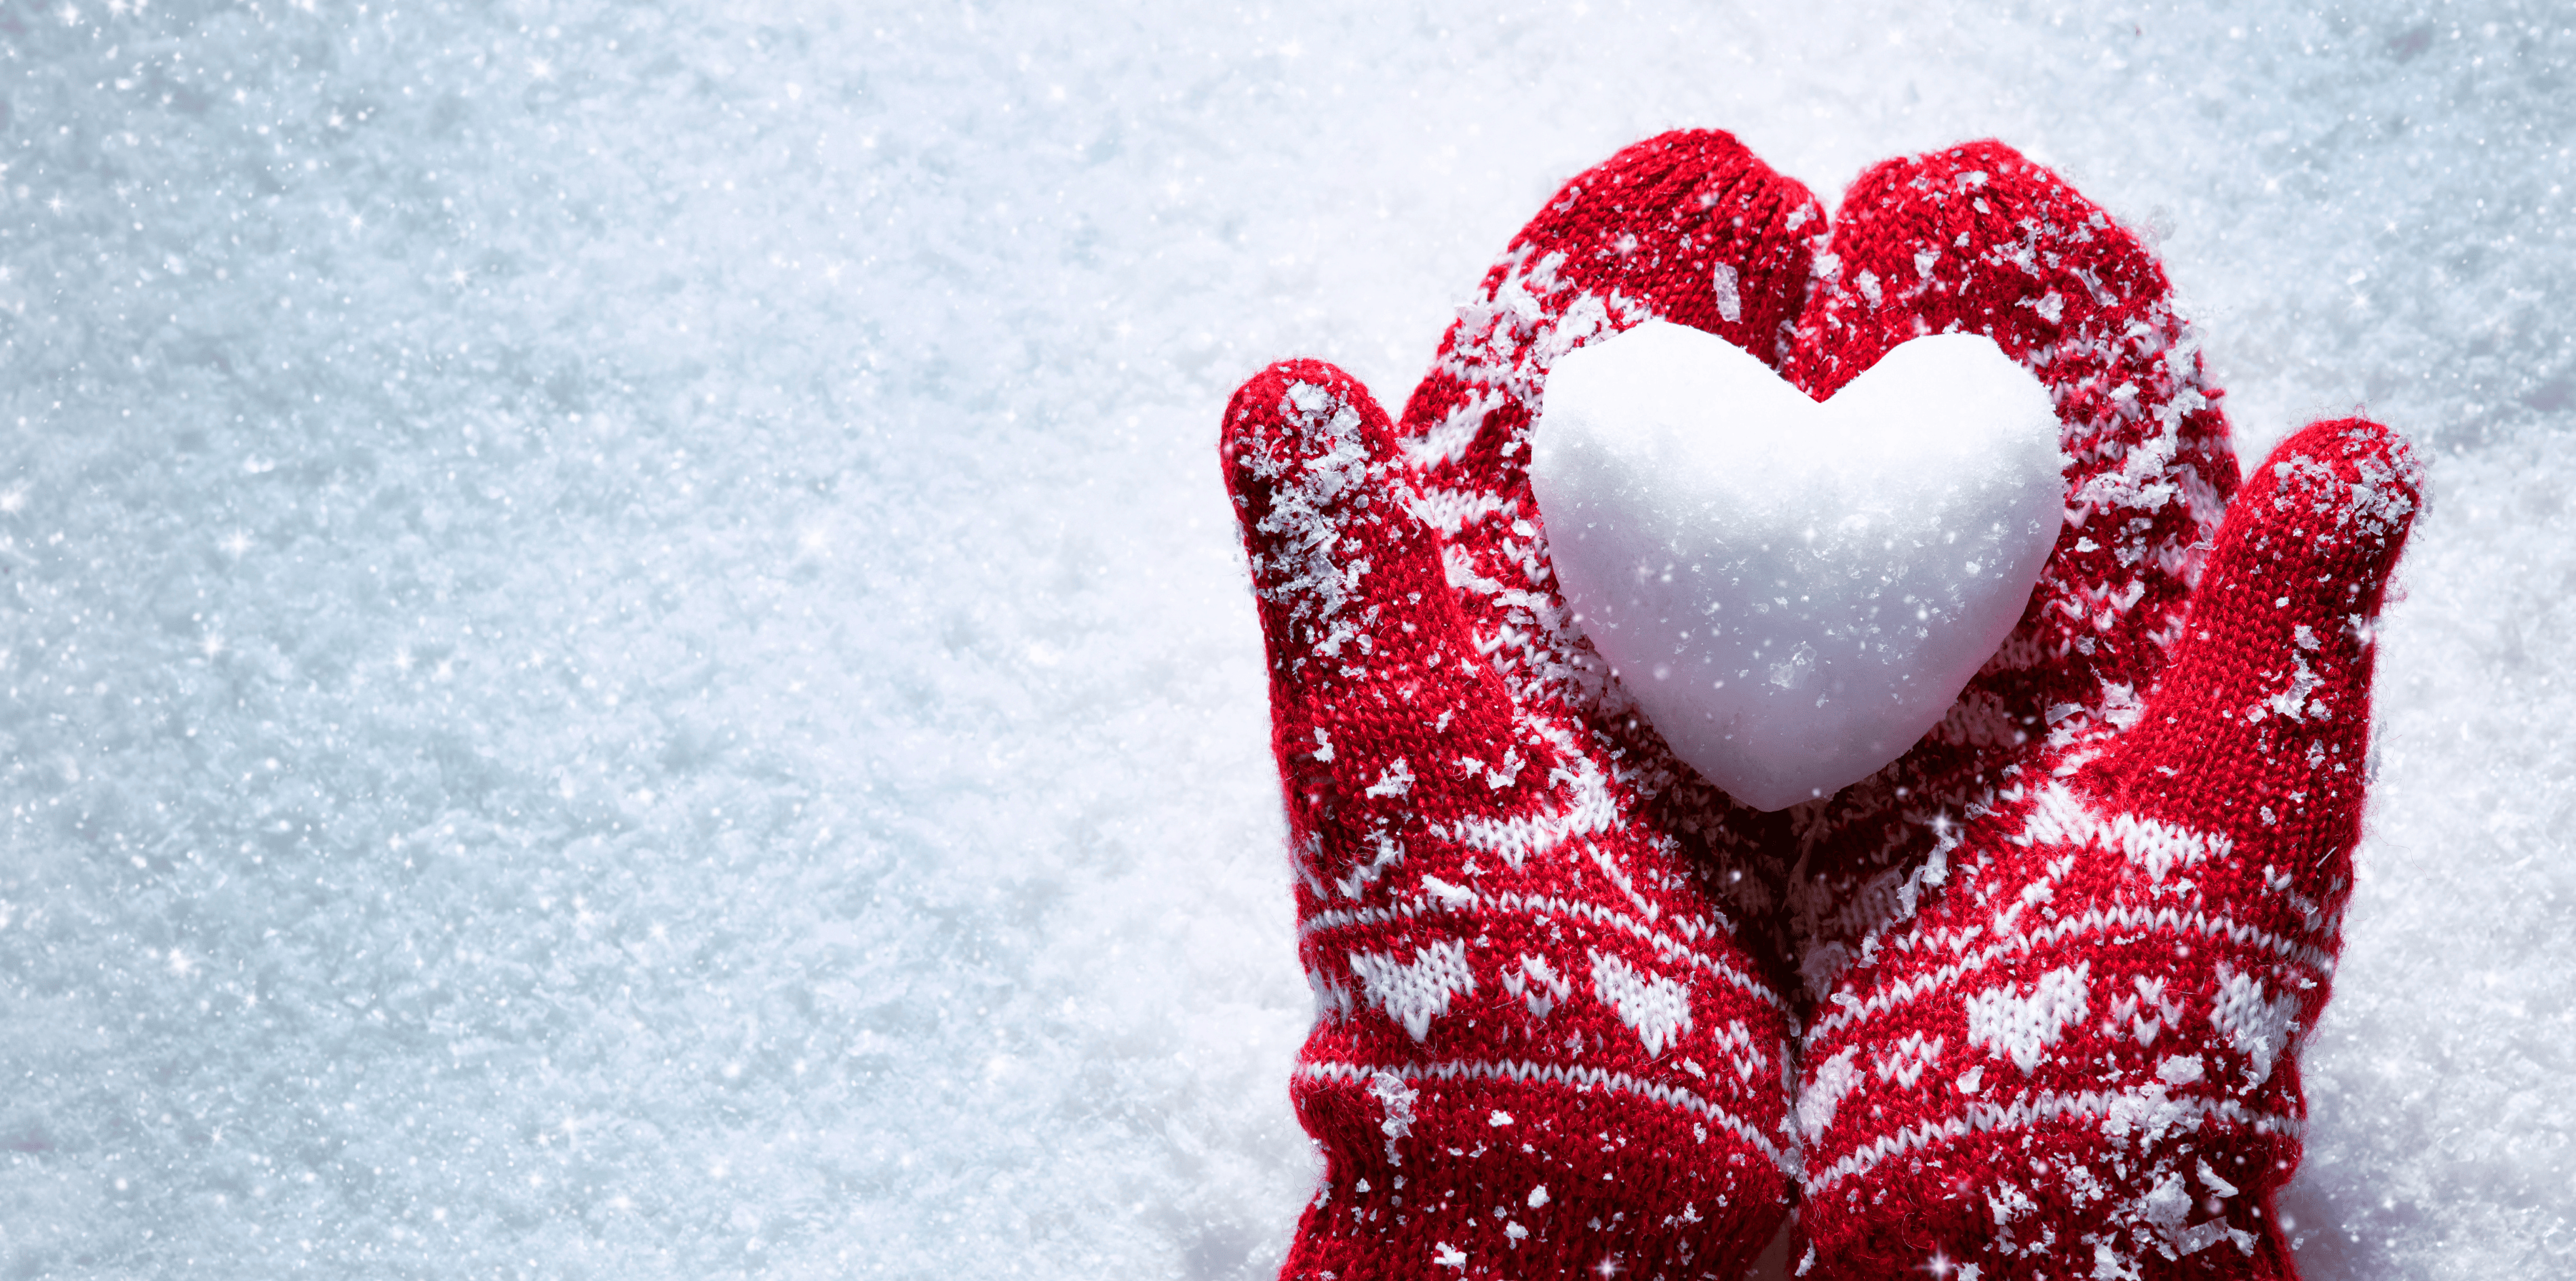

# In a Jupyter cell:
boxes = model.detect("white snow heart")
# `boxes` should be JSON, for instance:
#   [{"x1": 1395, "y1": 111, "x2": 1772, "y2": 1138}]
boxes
[{"x1": 1529, "y1": 321, "x2": 2066, "y2": 812}]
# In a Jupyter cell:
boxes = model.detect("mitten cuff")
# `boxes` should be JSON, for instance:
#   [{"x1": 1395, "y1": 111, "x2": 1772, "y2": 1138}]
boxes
[{"x1": 1282, "y1": 1063, "x2": 1790, "y2": 1281}]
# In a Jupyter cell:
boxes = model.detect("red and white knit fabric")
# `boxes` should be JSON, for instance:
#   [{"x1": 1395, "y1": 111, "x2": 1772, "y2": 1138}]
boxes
[
  {"x1": 1777, "y1": 147, "x2": 2423, "y2": 1280},
  {"x1": 1221, "y1": 131, "x2": 1823, "y2": 1281},
  {"x1": 1221, "y1": 134, "x2": 2421, "y2": 1281},
  {"x1": 1775, "y1": 140, "x2": 2245, "y2": 975}
]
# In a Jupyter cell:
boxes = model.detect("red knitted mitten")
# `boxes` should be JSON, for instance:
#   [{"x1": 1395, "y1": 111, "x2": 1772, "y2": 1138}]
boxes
[
  {"x1": 1221, "y1": 131, "x2": 1823, "y2": 1281},
  {"x1": 1776, "y1": 145, "x2": 2424, "y2": 1279},
  {"x1": 1776, "y1": 141, "x2": 2243, "y2": 998}
]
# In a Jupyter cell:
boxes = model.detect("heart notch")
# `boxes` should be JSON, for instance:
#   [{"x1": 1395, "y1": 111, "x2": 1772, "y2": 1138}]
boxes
[{"x1": 1531, "y1": 321, "x2": 2066, "y2": 812}]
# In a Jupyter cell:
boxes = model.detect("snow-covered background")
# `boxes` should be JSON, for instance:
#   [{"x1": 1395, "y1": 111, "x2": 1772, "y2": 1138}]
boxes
[{"x1": 1, "y1": 1, "x2": 2570, "y2": 1276}]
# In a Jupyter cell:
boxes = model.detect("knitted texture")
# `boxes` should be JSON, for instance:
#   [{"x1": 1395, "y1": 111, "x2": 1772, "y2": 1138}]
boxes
[
  {"x1": 1775, "y1": 142, "x2": 2244, "y2": 998},
  {"x1": 1223, "y1": 132, "x2": 2419, "y2": 1281},
  {"x1": 1787, "y1": 417, "x2": 2419, "y2": 1280},
  {"x1": 1219, "y1": 130, "x2": 1825, "y2": 1281},
  {"x1": 1395, "y1": 127, "x2": 1827, "y2": 930},
  {"x1": 1767, "y1": 145, "x2": 2424, "y2": 1280}
]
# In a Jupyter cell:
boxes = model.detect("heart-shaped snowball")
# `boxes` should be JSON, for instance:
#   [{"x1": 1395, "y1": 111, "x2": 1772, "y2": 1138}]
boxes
[{"x1": 1530, "y1": 321, "x2": 2065, "y2": 812}]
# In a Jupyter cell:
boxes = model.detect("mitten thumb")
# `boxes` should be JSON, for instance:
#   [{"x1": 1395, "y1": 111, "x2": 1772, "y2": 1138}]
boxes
[
  {"x1": 2080, "y1": 418, "x2": 2424, "y2": 858},
  {"x1": 1221, "y1": 360, "x2": 1540, "y2": 892}
]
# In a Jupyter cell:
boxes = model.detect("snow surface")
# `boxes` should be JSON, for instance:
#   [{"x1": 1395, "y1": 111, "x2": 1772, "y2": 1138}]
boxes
[
  {"x1": 1, "y1": 2, "x2": 2570, "y2": 1278},
  {"x1": 1533, "y1": 323, "x2": 2062, "y2": 811}
]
